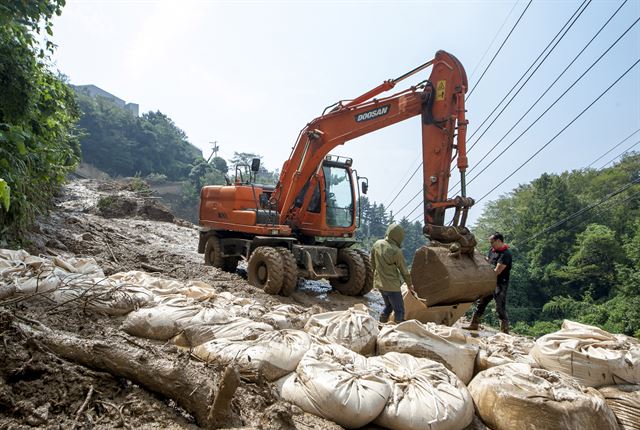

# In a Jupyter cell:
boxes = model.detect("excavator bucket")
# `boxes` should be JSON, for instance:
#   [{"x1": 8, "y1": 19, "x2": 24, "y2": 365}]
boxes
[{"x1": 408, "y1": 245, "x2": 496, "y2": 325}]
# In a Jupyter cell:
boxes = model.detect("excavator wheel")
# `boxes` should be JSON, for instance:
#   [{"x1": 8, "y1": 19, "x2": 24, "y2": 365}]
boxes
[
  {"x1": 248, "y1": 246, "x2": 284, "y2": 295},
  {"x1": 204, "y1": 235, "x2": 238, "y2": 273},
  {"x1": 330, "y1": 249, "x2": 366, "y2": 296},
  {"x1": 355, "y1": 249, "x2": 374, "y2": 296},
  {"x1": 275, "y1": 247, "x2": 298, "y2": 297}
]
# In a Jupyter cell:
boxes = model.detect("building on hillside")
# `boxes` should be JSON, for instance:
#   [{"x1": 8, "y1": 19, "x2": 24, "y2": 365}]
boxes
[{"x1": 74, "y1": 84, "x2": 139, "y2": 116}]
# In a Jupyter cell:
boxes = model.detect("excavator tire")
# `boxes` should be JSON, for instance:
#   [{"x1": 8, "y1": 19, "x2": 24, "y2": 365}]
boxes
[
  {"x1": 355, "y1": 249, "x2": 374, "y2": 296},
  {"x1": 330, "y1": 249, "x2": 366, "y2": 296},
  {"x1": 275, "y1": 247, "x2": 298, "y2": 297},
  {"x1": 204, "y1": 234, "x2": 238, "y2": 272},
  {"x1": 248, "y1": 246, "x2": 284, "y2": 295}
]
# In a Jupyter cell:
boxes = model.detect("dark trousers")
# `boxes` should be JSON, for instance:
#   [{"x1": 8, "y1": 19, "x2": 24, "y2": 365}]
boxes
[
  {"x1": 475, "y1": 280, "x2": 509, "y2": 322},
  {"x1": 381, "y1": 290, "x2": 405, "y2": 322}
]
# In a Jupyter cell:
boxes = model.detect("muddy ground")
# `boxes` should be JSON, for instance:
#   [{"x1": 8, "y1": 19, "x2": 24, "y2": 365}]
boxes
[{"x1": 1, "y1": 178, "x2": 392, "y2": 429}]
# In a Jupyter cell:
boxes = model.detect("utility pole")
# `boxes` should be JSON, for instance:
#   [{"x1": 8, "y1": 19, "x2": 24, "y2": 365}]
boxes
[{"x1": 207, "y1": 141, "x2": 219, "y2": 163}]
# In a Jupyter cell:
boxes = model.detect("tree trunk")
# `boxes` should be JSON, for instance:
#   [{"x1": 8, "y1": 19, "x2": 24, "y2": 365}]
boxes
[{"x1": 15, "y1": 320, "x2": 239, "y2": 429}]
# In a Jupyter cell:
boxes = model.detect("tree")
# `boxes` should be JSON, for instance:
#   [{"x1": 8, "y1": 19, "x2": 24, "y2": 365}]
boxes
[
  {"x1": 0, "y1": 0, "x2": 81, "y2": 239},
  {"x1": 554, "y1": 224, "x2": 622, "y2": 300}
]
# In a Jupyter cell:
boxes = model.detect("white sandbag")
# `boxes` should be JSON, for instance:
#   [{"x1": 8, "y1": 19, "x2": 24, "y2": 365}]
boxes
[
  {"x1": 473, "y1": 332, "x2": 537, "y2": 372},
  {"x1": 599, "y1": 385, "x2": 640, "y2": 430},
  {"x1": 531, "y1": 320, "x2": 640, "y2": 387},
  {"x1": 109, "y1": 271, "x2": 217, "y2": 299},
  {"x1": 232, "y1": 303, "x2": 268, "y2": 320},
  {"x1": 172, "y1": 317, "x2": 273, "y2": 347},
  {"x1": 304, "y1": 305, "x2": 379, "y2": 355},
  {"x1": 15, "y1": 267, "x2": 71, "y2": 294},
  {"x1": 469, "y1": 362, "x2": 620, "y2": 430},
  {"x1": 279, "y1": 343, "x2": 390, "y2": 428},
  {"x1": 64, "y1": 257, "x2": 105, "y2": 278},
  {"x1": 51, "y1": 281, "x2": 155, "y2": 315},
  {"x1": 260, "y1": 304, "x2": 311, "y2": 329},
  {"x1": 121, "y1": 299, "x2": 235, "y2": 340},
  {"x1": 376, "y1": 320, "x2": 478, "y2": 384},
  {"x1": 192, "y1": 329, "x2": 312, "y2": 381},
  {"x1": 368, "y1": 352, "x2": 474, "y2": 430}
]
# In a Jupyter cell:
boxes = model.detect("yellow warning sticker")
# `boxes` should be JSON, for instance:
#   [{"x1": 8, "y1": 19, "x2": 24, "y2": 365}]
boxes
[{"x1": 435, "y1": 80, "x2": 446, "y2": 101}]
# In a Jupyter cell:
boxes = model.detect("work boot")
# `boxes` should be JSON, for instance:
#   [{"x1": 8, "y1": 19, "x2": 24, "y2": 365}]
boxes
[
  {"x1": 463, "y1": 314, "x2": 480, "y2": 331},
  {"x1": 379, "y1": 313, "x2": 390, "y2": 323},
  {"x1": 500, "y1": 320, "x2": 510, "y2": 334}
]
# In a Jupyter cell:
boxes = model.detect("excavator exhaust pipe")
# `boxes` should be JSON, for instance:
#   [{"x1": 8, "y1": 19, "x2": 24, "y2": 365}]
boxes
[{"x1": 407, "y1": 244, "x2": 496, "y2": 325}]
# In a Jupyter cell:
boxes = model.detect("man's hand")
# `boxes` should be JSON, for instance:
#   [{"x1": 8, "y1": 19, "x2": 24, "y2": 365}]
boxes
[{"x1": 408, "y1": 285, "x2": 417, "y2": 297}]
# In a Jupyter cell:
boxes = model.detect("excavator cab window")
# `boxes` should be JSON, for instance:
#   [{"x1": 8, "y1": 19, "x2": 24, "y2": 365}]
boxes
[{"x1": 322, "y1": 165, "x2": 353, "y2": 227}]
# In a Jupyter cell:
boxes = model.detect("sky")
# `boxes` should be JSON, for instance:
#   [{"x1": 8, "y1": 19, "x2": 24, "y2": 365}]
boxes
[{"x1": 50, "y1": 0, "x2": 640, "y2": 226}]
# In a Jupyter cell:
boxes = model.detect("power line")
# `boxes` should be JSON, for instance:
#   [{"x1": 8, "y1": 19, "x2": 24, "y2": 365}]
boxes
[
  {"x1": 587, "y1": 128, "x2": 640, "y2": 167},
  {"x1": 391, "y1": 188, "x2": 422, "y2": 217},
  {"x1": 520, "y1": 177, "x2": 640, "y2": 244},
  {"x1": 476, "y1": 58, "x2": 640, "y2": 204},
  {"x1": 384, "y1": 161, "x2": 421, "y2": 209},
  {"x1": 466, "y1": 0, "x2": 591, "y2": 147},
  {"x1": 598, "y1": 140, "x2": 640, "y2": 170},
  {"x1": 463, "y1": 0, "x2": 626, "y2": 173},
  {"x1": 451, "y1": 13, "x2": 640, "y2": 195},
  {"x1": 469, "y1": 1, "x2": 521, "y2": 81},
  {"x1": 467, "y1": 0, "x2": 533, "y2": 100},
  {"x1": 388, "y1": 0, "x2": 595, "y2": 215},
  {"x1": 562, "y1": 190, "x2": 640, "y2": 236}
]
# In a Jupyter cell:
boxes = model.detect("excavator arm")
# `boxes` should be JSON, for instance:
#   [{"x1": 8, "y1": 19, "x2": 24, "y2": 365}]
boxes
[{"x1": 272, "y1": 50, "x2": 474, "y2": 242}]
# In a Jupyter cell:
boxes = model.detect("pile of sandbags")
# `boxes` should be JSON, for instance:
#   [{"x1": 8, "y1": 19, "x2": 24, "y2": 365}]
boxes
[
  {"x1": 1, "y1": 249, "x2": 105, "y2": 294},
  {"x1": 368, "y1": 352, "x2": 474, "y2": 430},
  {"x1": 110, "y1": 270, "x2": 217, "y2": 300},
  {"x1": 531, "y1": 320, "x2": 640, "y2": 387},
  {"x1": 377, "y1": 320, "x2": 478, "y2": 384},
  {"x1": 121, "y1": 297, "x2": 273, "y2": 344},
  {"x1": 304, "y1": 305, "x2": 379, "y2": 355},
  {"x1": 469, "y1": 362, "x2": 620, "y2": 430},
  {"x1": 278, "y1": 344, "x2": 475, "y2": 429},
  {"x1": 277, "y1": 343, "x2": 390, "y2": 428},
  {"x1": 599, "y1": 385, "x2": 640, "y2": 430},
  {"x1": 193, "y1": 329, "x2": 312, "y2": 381}
]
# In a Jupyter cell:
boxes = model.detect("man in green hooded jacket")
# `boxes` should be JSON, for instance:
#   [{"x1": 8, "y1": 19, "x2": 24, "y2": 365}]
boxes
[{"x1": 372, "y1": 223, "x2": 415, "y2": 323}]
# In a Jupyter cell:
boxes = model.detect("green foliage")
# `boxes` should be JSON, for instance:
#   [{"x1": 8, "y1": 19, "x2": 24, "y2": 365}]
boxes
[
  {"x1": 475, "y1": 154, "x2": 640, "y2": 337},
  {"x1": 0, "y1": 1, "x2": 80, "y2": 238},
  {"x1": 0, "y1": 178, "x2": 10, "y2": 211},
  {"x1": 75, "y1": 91, "x2": 202, "y2": 180},
  {"x1": 97, "y1": 196, "x2": 115, "y2": 211}
]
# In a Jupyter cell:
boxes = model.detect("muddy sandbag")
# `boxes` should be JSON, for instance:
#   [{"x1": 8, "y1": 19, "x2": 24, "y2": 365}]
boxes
[
  {"x1": 599, "y1": 385, "x2": 640, "y2": 430},
  {"x1": 232, "y1": 303, "x2": 268, "y2": 320},
  {"x1": 51, "y1": 281, "x2": 155, "y2": 315},
  {"x1": 172, "y1": 317, "x2": 274, "y2": 347},
  {"x1": 531, "y1": 320, "x2": 640, "y2": 387},
  {"x1": 64, "y1": 256, "x2": 105, "y2": 278},
  {"x1": 411, "y1": 246, "x2": 495, "y2": 306},
  {"x1": 277, "y1": 343, "x2": 390, "y2": 428},
  {"x1": 109, "y1": 271, "x2": 217, "y2": 299},
  {"x1": 469, "y1": 362, "x2": 620, "y2": 430},
  {"x1": 260, "y1": 304, "x2": 313, "y2": 329},
  {"x1": 473, "y1": 332, "x2": 537, "y2": 373},
  {"x1": 377, "y1": 320, "x2": 477, "y2": 384},
  {"x1": 304, "y1": 305, "x2": 379, "y2": 355},
  {"x1": 121, "y1": 299, "x2": 234, "y2": 340},
  {"x1": 192, "y1": 330, "x2": 312, "y2": 381},
  {"x1": 368, "y1": 352, "x2": 474, "y2": 430}
]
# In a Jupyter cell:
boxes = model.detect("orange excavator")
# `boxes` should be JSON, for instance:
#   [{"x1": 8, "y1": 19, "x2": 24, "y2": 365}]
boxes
[{"x1": 198, "y1": 50, "x2": 495, "y2": 325}]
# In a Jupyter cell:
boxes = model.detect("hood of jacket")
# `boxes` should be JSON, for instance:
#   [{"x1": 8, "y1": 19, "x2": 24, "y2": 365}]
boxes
[{"x1": 385, "y1": 223, "x2": 405, "y2": 247}]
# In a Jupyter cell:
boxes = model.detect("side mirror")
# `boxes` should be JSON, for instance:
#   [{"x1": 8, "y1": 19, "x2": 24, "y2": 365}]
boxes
[
  {"x1": 361, "y1": 181, "x2": 368, "y2": 195},
  {"x1": 251, "y1": 158, "x2": 260, "y2": 173}
]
